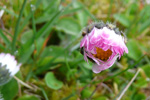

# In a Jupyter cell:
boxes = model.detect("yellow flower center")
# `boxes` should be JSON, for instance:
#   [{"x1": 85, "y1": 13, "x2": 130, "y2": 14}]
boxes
[{"x1": 93, "y1": 47, "x2": 112, "y2": 61}]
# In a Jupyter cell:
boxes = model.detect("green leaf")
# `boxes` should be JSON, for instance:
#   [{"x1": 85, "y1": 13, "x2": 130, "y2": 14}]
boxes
[
  {"x1": 35, "y1": 1, "x2": 73, "y2": 39},
  {"x1": 35, "y1": 14, "x2": 56, "y2": 24},
  {"x1": 17, "y1": 95, "x2": 40, "y2": 100},
  {"x1": 139, "y1": 5, "x2": 150, "y2": 23},
  {"x1": 35, "y1": 38, "x2": 45, "y2": 55},
  {"x1": 21, "y1": 30, "x2": 33, "y2": 44},
  {"x1": 35, "y1": 0, "x2": 60, "y2": 24},
  {"x1": 127, "y1": 39, "x2": 143, "y2": 61},
  {"x1": 62, "y1": 7, "x2": 83, "y2": 15},
  {"x1": 18, "y1": 0, "x2": 42, "y2": 34},
  {"x1": 55, "y1": 17, "x2": 81, "y2": 35},
  {"x1": 81, "y1": 88, "x2": 92, "y2": 99},
  {"x1": 0, "y1": 44, "x2": 5, "y2": 50},
  {"x1": 1, "y1": 78, "x2": 18, "y2": 100},
  {"x1": 134, "y1": 77, "x2": 148, "y2": 88},
  {"x1": 76, "y1": 1, "x2": 97, "y2": 21},
  {"x1": 113, "y1": 14, "x2": 130, "y2": 27},
  {"x1": 0, "y1": 29, "x2": 11, "y2": 47},
  {"x1": 42, "y1": 0, "x2": 60, "y2": 10},
  {"x1": 19, "y1": 44, "x2": 35, "y2": 64},
  {"x1": 35, "y1": 47, "x2": 66, "y2": 74},
  {"x1": 127, "y1": 3, "x2": 138, "y2": 14},
  {"x1": 12, "y1": 0, "x2": 27, "y2": 53},
  {"x1": 45, "y1": 72, "x2": 63, "y2": 90},
  {"x1": 133, "y1": 93, "x2": 146, "y2": 100},
  {"x1": 40, "y1": 46, "x2": 65, "y2": 58},
  {"x1": 40, "y1": 87, "x2": 49, "y2": 100},
  {"x1": 139, "y1": 18, "x2": 150, "y2": 32},
  {"x1": 141, "y1": 64, "x2": 150, "y2": 77},
  {"x1": 73, "y1": 1, "x2": 88, "y2": 27}
]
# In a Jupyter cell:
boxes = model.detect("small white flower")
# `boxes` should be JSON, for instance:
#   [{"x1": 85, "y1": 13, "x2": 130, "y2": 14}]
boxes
[{"x1": 0, "y1": 53, "x2": 21, "y2": 86}]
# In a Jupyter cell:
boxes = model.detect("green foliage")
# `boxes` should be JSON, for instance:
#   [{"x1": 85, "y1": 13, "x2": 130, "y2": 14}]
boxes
[
  {"x1": 127, "y1": 39, "x2": 143, "y2": 61},
  {"x1": 17, "y1": 95, "x2": 40, "y2": 100},
  {"x1": 133, "y1": 93, "x2": 146, "y2": 100},
  {"x1": 113, "y1": 14, "x2": 131, "y2": 27},
  {"x1": 81, "y1": 88, "x2": 92, "y2": 99},
  {"x1": 0, "y1": 0, "x2": 150, "y2": 100},
  {"x1": 45, "y1": 72, "x2": 63, "y2": 90},
  {"x1": 94, "y1": 96, "x2": 108, "y2": 100},
  {"x1": 0, "y1": 29, "x2": 10, "y2": 48},
  {"x1": 55, "y1": 17, "x2": 81, "y2": 35},
  {"x1": 1, "y1": 79, "x2": 18, "y2": 100},
  {"x1": 141, "y1": 64, "x2": 150, "y2": 77}
]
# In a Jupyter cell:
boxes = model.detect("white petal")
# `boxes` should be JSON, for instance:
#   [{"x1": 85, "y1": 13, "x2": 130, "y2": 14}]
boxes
[
  {"x1": 11, "y1": 64, "x2": 21, "y2": 76},
  {"x1": 92, "y1": 64, "x2": 102, "y2": 73}
]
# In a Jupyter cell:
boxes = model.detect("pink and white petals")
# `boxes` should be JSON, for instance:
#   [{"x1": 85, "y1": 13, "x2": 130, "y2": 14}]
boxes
[
  {"x1": 92, "y1": 55, "x2": 119, "y2": 73},
  {"x1": 0, "y1": 53, "x2": 21, "y2": 76},
  {"x1": 80, "y1": 25, "x2": 128, "y2": 73}
]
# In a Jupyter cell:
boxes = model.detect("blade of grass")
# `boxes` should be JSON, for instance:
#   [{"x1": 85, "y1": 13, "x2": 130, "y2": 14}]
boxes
[
  {"x1": 35, "y1": 47, "x2": 66, "y2": 74},
  {"x1": 2, "y1": 29, "x2": 13, "y2": 38},
  {"x1": 35, "y1": 35, "x2": 82, "y2": 75},
  {"x1": 31, "y1": 10, "x2": 36, "y2": 42},
  {"x1": 24, "y1": 9, "x2": 37, "y2": 81},
  {"x1": 0, "y1": 29, "x2": 11, "y2": 46},
  {"x1": 18, "y1": 0, "x2": 42, "y2": 34},
  {"x1": 61, "y1": 92, "x2": 76, "y2": 100},
  {"x1": 79, "y1": 2, "x2": 97, "y2": 21},
  {"x1": 0, "y1": 6, "x2": 18, "y2": 18},
  {"x1": 144, "y1": 56, "x2": 150, "y2": 64},
  {"x1": 35, "y1": 0, "x2": 74, "y2": 39},
  {"x1": 35, "y1": 12, "x2": 57, "y2": 39},
  {"x1": 44, "y1": 0, "x2": 56, "y2": 12},
  {"x1": 65, "y1": 53, "x2": 71, "y2": 71},
  {"x1": 0, "y1": 44, "x2": 4, "y2": 50},
  {"x1": 18, "y1": 14, "x2": 32, "y2": 34},
  {"x1": 12, "y1": 0, "x2": 27, "y2": 54},
  {"x1": 32, "y1": 2, "x2": 77, "y2": 72},
  {"x1": 19, "y1": 45, "x2": 35, "y2": 64},
  {"x1": 40, "y1": 87, "x2": 49, "y2": 100},
  {"x1": 62, "y1": 7, "x2": 83, "y2": 15}
]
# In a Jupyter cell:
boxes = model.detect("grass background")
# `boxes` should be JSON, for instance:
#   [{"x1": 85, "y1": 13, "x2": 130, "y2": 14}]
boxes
[{"x1": 0, "y1": 0, "x2": 150, "y2": 100}]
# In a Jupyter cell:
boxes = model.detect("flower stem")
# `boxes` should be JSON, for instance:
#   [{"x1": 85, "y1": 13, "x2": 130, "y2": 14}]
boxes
[
  {"x1": 116, "y1": 68, "x2": 140, "y2": 100},
  {"x1": 13, "y1": 76, "x2": 35, "y2": 91}
]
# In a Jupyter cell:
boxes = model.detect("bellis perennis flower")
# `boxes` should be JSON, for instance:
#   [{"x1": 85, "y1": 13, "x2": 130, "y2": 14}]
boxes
[
  {"x1": 80, "y1": 22, "x2": 128, "y2": 73},
  {"x1": 0, "y1": 53, "x2": 21, "y2": 85}
]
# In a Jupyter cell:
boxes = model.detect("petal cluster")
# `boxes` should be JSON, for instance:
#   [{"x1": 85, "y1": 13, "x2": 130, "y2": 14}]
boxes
[
  {"x1": 0, "y1": 53, "x2": 21, "y2": 85},
  {"x1": 80, "y1": 25, "x2": 128, "y2": 73}
]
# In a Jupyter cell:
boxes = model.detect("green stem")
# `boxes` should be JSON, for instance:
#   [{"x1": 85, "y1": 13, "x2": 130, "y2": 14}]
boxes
[
  {"x1": 12, "y1": 0, "x2": 27, "y2": 54},
  {"x1": 25, "y1": 8, "x2": 37, "y2": 81}
]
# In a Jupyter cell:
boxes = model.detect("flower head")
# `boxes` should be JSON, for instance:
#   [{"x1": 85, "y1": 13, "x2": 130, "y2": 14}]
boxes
[
  {"x1": 80, "y1": 22, "x2": 128, "y2": 73},
  {"x1": 0, "y1": 53, "x2": 21, "y2": 85}
]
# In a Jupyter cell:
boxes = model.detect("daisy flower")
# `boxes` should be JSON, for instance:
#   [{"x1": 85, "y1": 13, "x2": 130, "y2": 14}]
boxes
[
  {"x1": 0, "y1": 53, "x2": 21, "y2": 85},
  {"x1": 80, "y1": 22, "x2": 128, "y2": 73}
]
